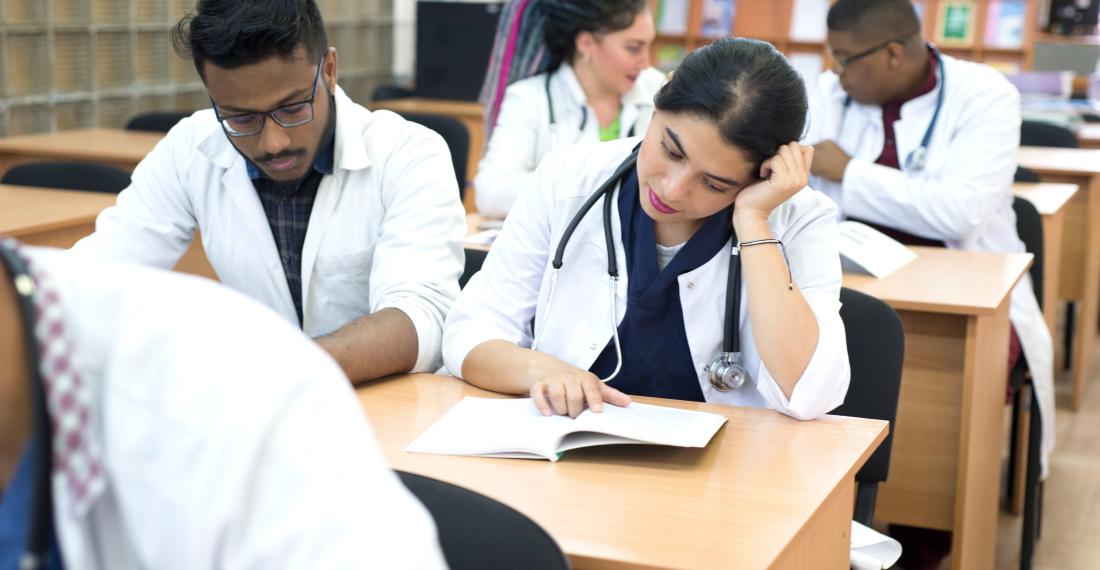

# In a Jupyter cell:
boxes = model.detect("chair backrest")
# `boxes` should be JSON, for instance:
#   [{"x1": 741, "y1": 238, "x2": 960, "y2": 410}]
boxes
[
  {"x1": 1, "y1": 161, "x2": 131, "y2": 193},
  {"x1": 396, "y1": 471, "x2": 570, "y2": 570},
  {"x1": 833, "y1": 288, "x2": 904, "y2": 522},
  {"x1": 1014, "y1": 166, "x2": 1041, "y2": 183},
  {"x1": 460, "y1": 247, "x2": 488, "y2": 289},
  {"x1": 398, "y1": 112, "x2": 469, "y2": 198},
  {"x1": 125, "y1": 111, "x2": 191, "y2": 133},
  {"x1": 371, "y1": 84, "x2": 415, "y2": 102},
  {"x1": 1020, "y1": 120, "x2": 1078, "y2": 148},
  {"x1": 1012, "y1": 196, "x2": 1044, "y2": 308}
]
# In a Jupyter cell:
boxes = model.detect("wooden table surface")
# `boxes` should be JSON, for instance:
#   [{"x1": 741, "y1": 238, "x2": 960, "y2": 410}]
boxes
[
  {"x1": 1017, "y1": 146, "x2": 1100, "y2": 409},
  {"x1": 1077, "y1": 123, "x2": 1100, "y2": 149},
  {"x1": 0, "y1": 183, "x2": 215, "y2": 278},
  {"x1": 844, "y1": 247, "x2": 1031, "y2": 570},
  {"x1": 359, "y1": 374, "x2": 888, "y2": 570},
  {"x1": 0, "y1": 128, "x2": 163, "y2": 176}
]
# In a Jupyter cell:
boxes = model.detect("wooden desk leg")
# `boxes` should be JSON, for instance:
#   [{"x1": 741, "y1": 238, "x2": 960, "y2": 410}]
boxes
[
  {"x1": 950, "y1": 300, "x2": 1011, "y2": 570},
  {"x1": 1073, "y1": 176, "x2": 1100, "y2": 409},
  {"x1": 1040, "y1": 209, "x2": 1065, "y2": 337},
  {"x1": 772, "y1": 478, "x2": 854, "y2": 570}
]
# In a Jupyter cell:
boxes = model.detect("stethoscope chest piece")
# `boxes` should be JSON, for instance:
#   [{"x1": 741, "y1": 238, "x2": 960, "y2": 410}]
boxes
[{"x1": 707, "y1": 352, "x2": 749, "y2": 392}]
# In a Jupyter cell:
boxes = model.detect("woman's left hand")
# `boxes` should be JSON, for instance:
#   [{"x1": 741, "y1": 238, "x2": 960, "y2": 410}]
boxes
[{"x1": 733, "y1": 142, "x2": 814, "y2": 223}]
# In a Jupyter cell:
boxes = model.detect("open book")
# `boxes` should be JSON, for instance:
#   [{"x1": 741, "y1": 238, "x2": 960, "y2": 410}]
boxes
[
  {"x1": 406, "y1": 397, "x2": 728, "y2": 461},
  {"x1": 838, "y1": 220, "x2": 918, "y2": 278}
]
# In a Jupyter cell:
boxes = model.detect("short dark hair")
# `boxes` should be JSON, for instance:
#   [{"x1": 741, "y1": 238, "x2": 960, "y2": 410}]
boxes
[
  {"x1": 173, "y1": 0, "x2": 329, "y2": 78},
  {"x1": 541, "y1": 0, "x2": 647, "y2": 68},
  {"x1": 826, "y1": 0, "x2": 921, "y2": 43},
  {"x1": 653, "y1": 38, "x2": 808, "y2": 173}
]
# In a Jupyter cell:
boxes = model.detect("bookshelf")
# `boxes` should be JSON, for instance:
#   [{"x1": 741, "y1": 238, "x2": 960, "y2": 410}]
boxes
[
  {"x1": 649, "y1": 0, "x2": 1043, "y2": 76},
  {"x1": 0, "y1": 0, "x2": 395, "y2": 137}
]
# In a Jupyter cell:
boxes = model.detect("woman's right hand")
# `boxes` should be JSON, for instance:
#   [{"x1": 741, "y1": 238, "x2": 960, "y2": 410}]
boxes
[{"x1": 529, "y1": 364, "x2": 632, "y2": 418}]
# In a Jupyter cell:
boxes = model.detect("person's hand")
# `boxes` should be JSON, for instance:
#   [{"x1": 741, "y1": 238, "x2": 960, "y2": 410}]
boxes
[
  {"x1": 733, "y1": 142, "x2": 813, "y2": 232},
  {"x1": 529, "y1": 365, "x2": 631, "y2": 418},
  {"x1": 810, "y1": 140, "x2": 850, "y2": 183}
]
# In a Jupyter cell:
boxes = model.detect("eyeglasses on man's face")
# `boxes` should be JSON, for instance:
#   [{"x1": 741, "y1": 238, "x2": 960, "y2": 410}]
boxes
[
  {"x1": 212, "y1": 55, "x2": 325, "y2": 137},
  {"x1": 830, "y1": 37, "x2": 908, "y2": 72}
]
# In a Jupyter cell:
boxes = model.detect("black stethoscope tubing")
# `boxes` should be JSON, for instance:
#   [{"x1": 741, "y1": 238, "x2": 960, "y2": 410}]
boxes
[
  {"x1": 0, "y1": 243, "x2": 54, "y2": 570},
  {"x1": 839, "y1": 47, "x2": 946, "y2": 173},
  {"x1": 551, "y1": 151, "x2": 742, "y2": 355}
]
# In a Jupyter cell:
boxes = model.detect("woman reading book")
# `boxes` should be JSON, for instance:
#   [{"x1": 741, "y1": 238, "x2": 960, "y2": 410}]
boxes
[{"x1": 444, "y1": 38, "x2": 850, "y2": 420}]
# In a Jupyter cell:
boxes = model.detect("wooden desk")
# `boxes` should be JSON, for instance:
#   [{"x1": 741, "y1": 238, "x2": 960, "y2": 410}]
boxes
[
  {"x1": 359, "y1": 374, "x2": 887, "y2": 570},
  {"x1": 1017, "y1": 146, "x2": 1100, "y2": 409},
  {"x1": 844, "y1": 247, "x2": 1031, "y2": 570},
  {"x1": 1013, "y1": 182, "x2": 1079, "y2": 334},
  {"x1": 1077, "y1": 123, "x2": 1100, "y2": 150},
  {"x1": 370, "y1": 98, "x2": 484, "y2": 203},
  {"x1": 0, "y1": 128, "x2": 163, "y2": 177},
  {"x1": 0, "y1": 184, "x2": 215, "y2": 279}
]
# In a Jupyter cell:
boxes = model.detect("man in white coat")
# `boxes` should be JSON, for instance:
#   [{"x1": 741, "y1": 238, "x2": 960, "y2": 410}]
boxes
[
  {"x1": 0, "y1": 239, "x2": 446, "y2": 569},
  {"x1": 71, "y1": 0, "x2": 466, "y2": 383},
  {"x1": 804, "y1": 0, "x2": 1054, "y2": 567}
]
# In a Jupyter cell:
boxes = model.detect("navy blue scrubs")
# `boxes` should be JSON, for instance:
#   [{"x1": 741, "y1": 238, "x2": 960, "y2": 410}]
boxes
[
  {"x1": 589, "y1": 169, "x2": 733, "y2": 401},
  {"x1": 0, "y1": 437, "x2": 64, "y2": 569}
]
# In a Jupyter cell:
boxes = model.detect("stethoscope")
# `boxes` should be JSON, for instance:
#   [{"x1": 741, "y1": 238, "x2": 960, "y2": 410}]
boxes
[
  {"x1": 530, "y1": 150, "x2": 750, "y2": 392},
  {"x1": 840, "y1": 47, "x2": 945, "y2": 173},
  {"x1": 0, "y1": 242, "x2": 55, "y2": 570},
  {"x1": 544, "y1": 73, "x2": 637, "y2": 146}
]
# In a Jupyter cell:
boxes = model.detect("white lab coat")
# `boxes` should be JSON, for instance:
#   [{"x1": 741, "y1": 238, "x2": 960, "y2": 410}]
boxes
[
  {"x1": 446, "y1": 138, "x2": 851, "y2": 420},
  {"x1": 72, "y1": 86, "x2": 467, "y2": 372},
  {"x1": 24, "y1": 247, "x2": 446, "y2": 570},
  {"x1": 804, "y1": 54, "x2": 1055, "y2": 476},
  {"x1": 474, "y1": 64, "x2": 666, "y2": 218}
]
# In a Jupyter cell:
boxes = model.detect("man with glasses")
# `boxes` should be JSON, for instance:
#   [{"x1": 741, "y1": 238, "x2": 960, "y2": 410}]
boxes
[
  {"x1": 72, "y1": 0, "x2": 467, "y2": 384},
  {"x1": 803, "y1": 1, "x2": 1053, "y2": 569}
]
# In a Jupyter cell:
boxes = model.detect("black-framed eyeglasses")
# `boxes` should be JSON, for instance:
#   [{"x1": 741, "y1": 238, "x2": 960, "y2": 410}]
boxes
[
  {"x1": 211, "y1": 55, "x2": 325, "y2": 137},
  {"x1": 830, "y1": 37, "x2": 907, "y2": 71}
]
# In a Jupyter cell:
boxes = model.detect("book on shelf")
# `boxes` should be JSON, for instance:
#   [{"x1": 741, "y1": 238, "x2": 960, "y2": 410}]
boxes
[
  {"x1": 788, "y1": 0, "x2": 829, "y2": 42},
  {"x1": 936, "y1": 0, "x2": 977, "y2": 47},
  {"x1": 657, "y1": 0, "x2": 689, "y2": 36},
  {"x1": 984, "y1": 0, "x2": 1026, "y2": 48},
  {"x1": 699, "y1": 0, "x2": 735, "y2": 38},
  {"x1": 406, "y1": 396, "x2": 728, "y2": 462}
]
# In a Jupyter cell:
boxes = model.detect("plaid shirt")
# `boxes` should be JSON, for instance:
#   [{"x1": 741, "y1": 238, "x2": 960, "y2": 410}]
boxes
[{"x1": 248, "y1": 136, "x2": 335, "y2": 326}]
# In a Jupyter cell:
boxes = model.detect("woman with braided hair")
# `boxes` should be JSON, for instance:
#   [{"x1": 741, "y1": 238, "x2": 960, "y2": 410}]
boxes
[{"x1": 475, "y1": 0, "x2": 665, "y2": 218}]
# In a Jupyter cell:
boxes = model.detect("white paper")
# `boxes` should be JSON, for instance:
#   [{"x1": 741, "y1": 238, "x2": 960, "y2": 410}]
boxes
[
  {"x1": 464, "y1": 229, "x2": 498, "y2": 246},
  {"x1": 788, "y1": 53, "x2": 825, "y2": 93},
  {"x1": 850, "y1": 521, "x2": 903, "y2": 569},
  {"x1": 789, "y1": 0, "x2": 829, "y2": 41},
  {"x1": 838, "y1": 221, "x2": 918, "y2": 278}
]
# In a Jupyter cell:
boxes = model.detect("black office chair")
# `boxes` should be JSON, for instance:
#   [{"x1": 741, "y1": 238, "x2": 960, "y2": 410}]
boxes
[
  {"x1": 1007, "y1": 197, "x2": 1045, "y2": 570},
  {"x1": 1014, "y1": 166, "x2": 1041, "y2": 184},
  {"x1": 460, "y1": 247, "x2": 488, "y2": 289},
  {"x1": 371, "y1": 84, "x2": 415, "y2": 102},
  {"x1": 1, "y1": 161, "x2": 131, "y2": 193},
  {"x1": 398, "y1": 112, "x2": 469, "y2": 199},
  {"x1": 396, "y1": 471, "x2": 570, "y2": 570},
  {"x1": 1020, "y1": 120, "x2": 1078, "y2": 148},
  {"x1": 125, "y1": 111, "x2": 191, "y2": 133},
  {"x1": 833, "y1": 288, "x2": 905, "y2": 526}
]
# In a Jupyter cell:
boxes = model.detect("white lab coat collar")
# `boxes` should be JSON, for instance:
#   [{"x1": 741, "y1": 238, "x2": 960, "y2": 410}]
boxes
[{"x1": 554, "y1": 63, "x2": 655, "y2": 121}]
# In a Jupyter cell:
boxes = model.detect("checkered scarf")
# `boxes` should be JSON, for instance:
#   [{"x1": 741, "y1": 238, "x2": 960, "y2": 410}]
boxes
[{"x1": 1, "y1": 238, "x2": 106, "y2": 516}]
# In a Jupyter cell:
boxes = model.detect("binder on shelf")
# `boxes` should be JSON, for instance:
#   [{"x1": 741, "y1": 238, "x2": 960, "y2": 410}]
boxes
[
  {"x1": 789, "y1": 0, "x2": 828, "y2": 42},
  {"x1": 984, "y1": 0, "x2": 1026, "y2": 48},
  {"x1": 699, "y1": 0, "x2": 735, "y2": 38},
  {"x1": 655, "y1": 44, "x2": 687, "y2": 73},
  {"x1": 936, "y1": 0, "x2": 977, "y2": 46},
  {"x1": 657, "y1": 0, "x2": 689, "y2": 36}
]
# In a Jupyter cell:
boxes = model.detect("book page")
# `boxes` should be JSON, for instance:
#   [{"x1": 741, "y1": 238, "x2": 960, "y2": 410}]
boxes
[
  {"x1": 838, "y1": 221, "x2": 918, "y2": 278},
  {"x1": 406, "y1": 397, "x2": 572, "y2": 460},
  {"x1": 565, "y1": 402, "x2": 727, "y2": 449}
]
